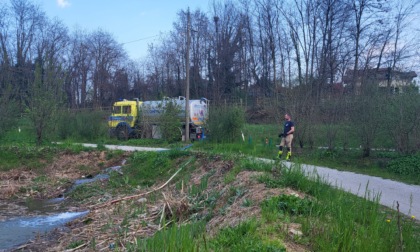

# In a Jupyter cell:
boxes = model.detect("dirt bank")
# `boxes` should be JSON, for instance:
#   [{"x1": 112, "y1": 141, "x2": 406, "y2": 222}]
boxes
[
  {"x1": 3, "y1": 151, "x2": 308, "y2": 251},
  {"x1": 0, "y1": 151, "x2": 126, "y2": 201}
]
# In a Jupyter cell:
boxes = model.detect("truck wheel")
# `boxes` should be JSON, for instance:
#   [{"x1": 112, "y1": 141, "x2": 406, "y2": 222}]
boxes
[{"x1": 116, "y1": 125, "x2": 129, "y2": 141}]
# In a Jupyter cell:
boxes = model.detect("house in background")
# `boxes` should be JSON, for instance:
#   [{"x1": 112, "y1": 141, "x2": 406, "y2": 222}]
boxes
[{"x1": 343, "y1": 68, "x2": 417, "y2": 94}]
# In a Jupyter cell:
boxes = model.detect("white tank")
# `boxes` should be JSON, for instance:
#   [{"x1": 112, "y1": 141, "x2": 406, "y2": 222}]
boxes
[{"x1": 140, "y1": 97, "x2": 208, "y2": 126}]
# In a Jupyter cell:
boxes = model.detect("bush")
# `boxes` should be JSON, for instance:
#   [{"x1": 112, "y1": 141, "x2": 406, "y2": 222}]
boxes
[
  {"x1": 262, "y1": 194, "x2": 313, "y2": 216},
  {"x1": 387, "y1": 154, "x2": 420, "y2": 176},
  {"x1": 0, "y1": 94, "x2": 19, "y2": 139},
  {"x1": 56, "y1": 110, "x2": 108, "y2": 141},
  {"x1": 207, "y1": 106, "x2": 245, "y2": 143},
  {"x1": 158, "y1": 100, "x2": 182, "y2": 143}
]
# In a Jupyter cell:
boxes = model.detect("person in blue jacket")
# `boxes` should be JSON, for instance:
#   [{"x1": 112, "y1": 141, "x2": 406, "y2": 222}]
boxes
[{"x1": 278, "y1": 113, "x2": 295, "y2": 160}]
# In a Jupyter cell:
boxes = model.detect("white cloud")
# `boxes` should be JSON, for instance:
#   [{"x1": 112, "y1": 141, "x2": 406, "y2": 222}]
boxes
[{"x1": 57, "y1": 0, "x2": 71, "y2": 8}]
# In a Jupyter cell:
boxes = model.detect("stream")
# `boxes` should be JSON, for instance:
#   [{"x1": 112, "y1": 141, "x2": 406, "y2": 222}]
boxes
[
  {"x1": 0, "y1": 165, "x2": 123, "y2": 251},
  {"x1": 0, "y1": 197, "x2": 89, "y2": 251}
]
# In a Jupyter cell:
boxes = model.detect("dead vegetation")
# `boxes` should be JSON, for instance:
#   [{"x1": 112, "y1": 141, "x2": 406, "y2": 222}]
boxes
[
  {"x1": 6, "y1": 151, "x2": 308, "y2": 251},
  {"x1": 0, "y1": 151, "x2": 125, "y2": 200}
]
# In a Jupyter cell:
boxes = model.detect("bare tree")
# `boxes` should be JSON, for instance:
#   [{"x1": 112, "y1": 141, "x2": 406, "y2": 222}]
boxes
[
  {"x1": 10, "y1": 0, "x2": 44, "y2": 107},
  {"x1": 349, "y1": 0, "x2": 389, "y2": 94},
  {"x1": 209, "y1": 1, "x2": 245, "y2": 103},
  {"x1": 255, "y1": 0, "x2": 281, "y2": 97},
  {"x1": 191, "y1": 10, "x2": 210, "y2": 98},
  {"x1": 88, "y1": 29, "x2": 126, "y2": 107},
  {"x1": 66, "y1": 29, "x2": 91, "y2": 108},
  {"x1": 0, "y1": 4, "x2": 10, "y2": 67},
  {"x1": 0, "y1": 3, "x2": 12, "y2": 97}
]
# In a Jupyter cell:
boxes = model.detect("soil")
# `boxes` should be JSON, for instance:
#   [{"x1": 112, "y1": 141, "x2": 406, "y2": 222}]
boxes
[{"x1": 2, "y1": 151, "x2": 309, "y2": 252}]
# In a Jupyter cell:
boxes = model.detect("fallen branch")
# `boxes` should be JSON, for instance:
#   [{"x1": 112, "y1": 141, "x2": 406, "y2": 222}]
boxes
[{"x1": 91, "y1": 158, "x2": 193, "y2": 210}]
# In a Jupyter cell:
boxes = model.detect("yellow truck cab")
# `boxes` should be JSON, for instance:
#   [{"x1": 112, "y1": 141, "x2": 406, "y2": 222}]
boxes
[{"x1": 108, "y1": 99, "x2": 142, "y2": 139}]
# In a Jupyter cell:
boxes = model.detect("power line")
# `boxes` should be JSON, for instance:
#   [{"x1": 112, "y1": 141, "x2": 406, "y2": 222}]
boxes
[{"x1": 121, "y1": 35, "x2": 159, "y2": 45}]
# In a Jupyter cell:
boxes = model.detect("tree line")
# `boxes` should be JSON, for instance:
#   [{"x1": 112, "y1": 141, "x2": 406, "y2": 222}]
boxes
[{"x1": 1, "y1": 0, "x2": 420, "y2": 152}]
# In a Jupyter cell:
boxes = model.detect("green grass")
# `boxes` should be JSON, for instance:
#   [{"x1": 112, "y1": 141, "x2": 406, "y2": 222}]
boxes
[
  {"x1": 66, "y1": 240, "x2": 85, "y2": 249},
  {"x1": 133, "y1": 222, "x2": 206, "y2": 251},
  {"x1": 258, "y1": 163, "x2": 420, "y2": 251},
  {"x1": 0, "y1": 145, "x2": 58, "y2": 171},
  {"x1": 6, "y1": 115, "x2": 416, "y2": 185},
  {"x1": 105, "y1": 137, "x2": 176, "y2": 147},
  {"x1": 68, "y1": 182, "x2": 106, "y2": 201},
  {"x1": 0, "y1": 141, "x2": 418, "y2": 251},
  {"x1": 1, "y1": 119, "x2": 419, "y2": 250},
  {"x1": 209, "y1": 219, "x2": 286, "y2": 251},
  {"x1": 194, "y1": 123, "x2": 420, "y2": 185},
  {"x1": 296, "y1": 148, "x2": 420, "y2": 185},
  {"x1": 121, "y1": 149, "x2": 192, "y2": 187},
  {"x1": 0, "y1": 116, "x2": 37, "y2": 145}
]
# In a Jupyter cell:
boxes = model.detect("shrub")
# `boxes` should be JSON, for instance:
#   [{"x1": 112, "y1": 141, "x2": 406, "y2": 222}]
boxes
[
  {"x1": 56, "y1": 110, "x2": 108, "y2": 141},
  {"x1": 0, "y1": 93, "x2": 19, "y2": 139},
  {"x1": 158, "y1": 100, "x2": 182, "y2": 143},
  {"x1": 387, "y1": 154, "x2": 420, "y2": 176},
  {"x1": 207, "y1": 105, "x2": 245, "y2": 143}
]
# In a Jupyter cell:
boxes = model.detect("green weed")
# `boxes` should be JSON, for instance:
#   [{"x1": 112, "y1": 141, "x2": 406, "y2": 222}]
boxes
[
  {"x1": 122, "y1": 150, "x2": 193, "y2": 188},
  {"x1": 56, "y1": 110, "x2": 109, "y2": 142},
  {"x1": 135, "y1": 222, "x2": 206, "y2": 251},
  {"x1": 387, "y1": 154, "x2": 420, "y2": 177},
  {"x1": 209, "y1": 219, "x2": 286, "y2": 251},
  {"x1": 297, "y1": 148, "x2": 420, "y2": 185},
  {"x1": 0, "y1": 145, "x2": 57, "y2": 171},
  {"x1": 271, "y1": 164, "x2": 420, "y2": 251},
  {"x1": 189, "y1": 172, "x2": 211, "y2": 196},
  {"x1": 53, "y1": 141, "x2": 93, "y2": 153},
  {"x1": 206, "y1": 105, "x2": 246, "y2": 143},
  {"x1": 0, "y1": 116, "x2": 36, "y2": 145},
  {"x1": 66, "y1": 240, "x2": 85, "y2": 249},
  {"x1": 68, "y1": 183, "x2": 105, "y2": 201},
  {"x1": 262, "y1": 195, "x2": 313, "y2": 216}
]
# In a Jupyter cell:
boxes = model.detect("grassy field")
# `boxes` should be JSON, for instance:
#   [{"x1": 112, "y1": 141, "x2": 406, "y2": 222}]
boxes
[
  {"x1": 191, "y1": 123, "x2": 420, "y2": 185},
  {"x1": 2, "y1": 118, "x2": 419, "y2": 185}
]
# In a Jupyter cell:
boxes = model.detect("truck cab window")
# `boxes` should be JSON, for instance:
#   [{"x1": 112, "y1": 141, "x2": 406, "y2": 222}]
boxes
[
  {"x1": 123, "y1": 106, "x2": 131, "y2": 114},
  {"x1": 113, "y1": 106, "x2": 121, "y2": 114}
]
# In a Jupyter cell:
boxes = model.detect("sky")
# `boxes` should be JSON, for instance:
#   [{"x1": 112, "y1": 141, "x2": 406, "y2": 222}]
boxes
[{"x1": 40, "y1": 0, "x2": 211, "y2": 60}]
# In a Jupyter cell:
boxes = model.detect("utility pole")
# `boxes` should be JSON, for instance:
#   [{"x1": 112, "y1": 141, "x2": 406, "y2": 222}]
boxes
[{"x1": 185, "y1": 8, "x2": 191, "y2": 142}]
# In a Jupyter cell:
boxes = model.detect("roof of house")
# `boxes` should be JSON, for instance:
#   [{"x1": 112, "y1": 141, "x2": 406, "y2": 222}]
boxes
[{"x1": 343, "y1": 68, "x2": 417, "y2": 83}]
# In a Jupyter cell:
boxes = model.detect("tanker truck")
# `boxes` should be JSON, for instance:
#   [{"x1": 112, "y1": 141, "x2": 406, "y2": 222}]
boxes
[{"x1": 108, "y1": 96, "x2": 209, "y2": 141}]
